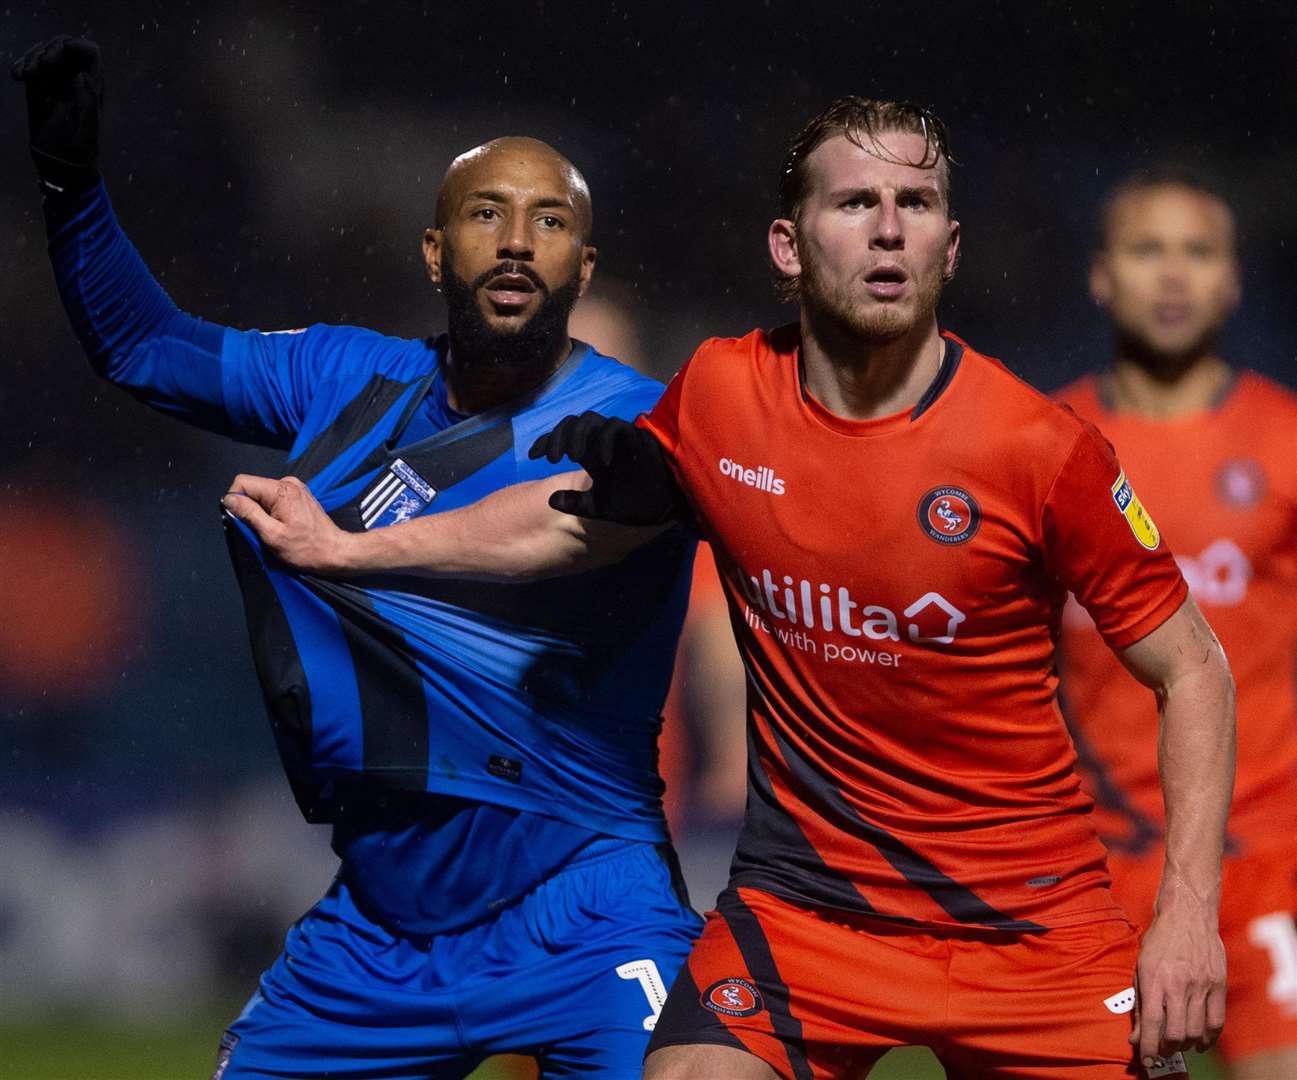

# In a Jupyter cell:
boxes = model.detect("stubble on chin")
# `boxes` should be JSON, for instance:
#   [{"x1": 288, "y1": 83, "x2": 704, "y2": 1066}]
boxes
[{"x1": 804, "y1": 268, "x2": 944, "y2": 346}]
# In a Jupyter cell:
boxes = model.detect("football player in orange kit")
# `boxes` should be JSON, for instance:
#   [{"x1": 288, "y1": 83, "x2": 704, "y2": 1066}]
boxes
[
  {"x1": 1056, "y1": 169, "x2": 1297, "y2": 1080},
  {"x1": 225, "y1": 101, "x2": 1236, "y2": 1079}
]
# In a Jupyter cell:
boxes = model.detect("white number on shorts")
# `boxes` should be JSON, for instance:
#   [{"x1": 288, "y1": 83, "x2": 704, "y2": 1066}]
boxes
[
  {"x1": 616, "y1": 958, "x2": 669, "y2": 1031},
  {"x1": 1246, "y1": 911, "x2": 1297, "y2": 1013}
]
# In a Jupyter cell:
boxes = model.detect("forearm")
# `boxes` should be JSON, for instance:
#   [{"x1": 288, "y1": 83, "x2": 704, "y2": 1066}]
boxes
[
  {"x1": 336, "y1": 473, "x2": 658, "y2": 581},
  {"x1": 1155, "y1": 632, "x2": 1235, "y2": 915},
  {"x1": 1117, "y1": 599, "x2": 1232, "y2": 1067}
]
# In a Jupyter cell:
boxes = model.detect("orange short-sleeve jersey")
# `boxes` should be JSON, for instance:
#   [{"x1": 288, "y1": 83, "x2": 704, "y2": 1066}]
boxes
[
  {"x1": 640, "y1": 327, "x2": 1188, "y2": 931},
  {"x1": 1056, "y1": 372, "x2": 1297, "y2": 855}
]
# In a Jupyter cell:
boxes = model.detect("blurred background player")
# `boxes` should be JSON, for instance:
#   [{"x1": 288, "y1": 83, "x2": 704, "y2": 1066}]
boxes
[
  {"x1": 1056, "y1": 168, "x2": 1297, "y2": 1080},
  {"x1": 14, "y1": 35, "x2": 702, "y2": 1080}
]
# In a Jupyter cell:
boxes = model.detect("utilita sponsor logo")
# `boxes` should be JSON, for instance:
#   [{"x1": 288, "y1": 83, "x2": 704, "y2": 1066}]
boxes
[
  {"x1": 719, "y1": 457, "x2": 785, "y2": 495},
  {"x1": 738, "y1": 568, "x2": 967, "y2": 645}
]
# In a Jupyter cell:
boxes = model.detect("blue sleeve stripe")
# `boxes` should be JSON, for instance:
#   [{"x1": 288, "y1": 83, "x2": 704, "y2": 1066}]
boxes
[{"x1": 46, "y1": 182, "x2": 229, "y2": 426}]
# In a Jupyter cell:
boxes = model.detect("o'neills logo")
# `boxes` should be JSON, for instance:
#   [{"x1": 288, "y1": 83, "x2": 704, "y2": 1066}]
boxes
[{"x1": 719, "y1": 457, "x2": 785, "y2": 495}]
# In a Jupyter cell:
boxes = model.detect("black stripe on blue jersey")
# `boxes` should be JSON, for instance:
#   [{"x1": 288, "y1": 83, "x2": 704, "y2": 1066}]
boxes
[
  {"x1": 341, "y1": 419, "x2": 514, "y2": 533},
  {"x1": 362, "y1": 530, "x2": 694, "y2": 708},
  {"x1": 222, "y1": 334, "x2": 692, "y2": 829},
  {"x1": 718, "y1": 892, "x2": 814, "y2": 1080},
  {"x1": 751, "y1": 716, "x2": 1046, "y2": 933},
  {"x1": 313, "y1": 578, "x2": 431, "y2": 784},
  {"x1": 289, "y1": 371, "x2": 427, "y2": 483},
  {"x1": 223, "y1": 512, "x2": 321, "y2": 818},
  {"x1": 730, "y1": 725, "x2": 896, "y2": 918}
]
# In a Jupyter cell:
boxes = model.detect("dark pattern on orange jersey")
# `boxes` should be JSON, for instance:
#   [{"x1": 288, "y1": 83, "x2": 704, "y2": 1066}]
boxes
[{"x1": 640, "y1": 327, "x2": 1189, "y2": 931}]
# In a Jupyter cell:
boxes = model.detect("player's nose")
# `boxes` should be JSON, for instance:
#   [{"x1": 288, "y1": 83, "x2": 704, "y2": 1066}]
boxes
[
  {"x1": 498, "y1": 218, "x2": 535, "y2": 261},
  {"x1": 870, "y1": 199, "x2": 904, "y2": 249}
]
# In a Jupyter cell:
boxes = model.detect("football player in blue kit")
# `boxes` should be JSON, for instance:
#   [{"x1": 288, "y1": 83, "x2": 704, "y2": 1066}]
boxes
[{"x1": 14, "y1": 36, "x2": 702, "y2": 1079}]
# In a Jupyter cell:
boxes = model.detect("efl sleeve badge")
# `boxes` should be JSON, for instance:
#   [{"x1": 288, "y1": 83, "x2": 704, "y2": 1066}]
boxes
[{"x1": 1110, "y1": 470, "x2": 1161, "y2": 550}]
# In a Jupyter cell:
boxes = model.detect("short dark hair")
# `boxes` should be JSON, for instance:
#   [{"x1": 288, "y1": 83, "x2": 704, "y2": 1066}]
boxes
[
  {"x1": 775, "y1": 96, "x2": 955, "y2": 301},
  {"x1": 1097, "y1": 165, "x2": 1233, "y2": 250}
]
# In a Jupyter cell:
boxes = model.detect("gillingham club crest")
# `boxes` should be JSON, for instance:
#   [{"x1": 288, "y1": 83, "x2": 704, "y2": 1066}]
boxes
[
  {"x1": 701, "y1": 977, "x2": 764, "y2": 1018},
  {"x1": 917, "y1": 485, "x2": 981, "y2": 545},
  {"x1": 360, "y1": 458, "x2": 437, "y2": 530}
]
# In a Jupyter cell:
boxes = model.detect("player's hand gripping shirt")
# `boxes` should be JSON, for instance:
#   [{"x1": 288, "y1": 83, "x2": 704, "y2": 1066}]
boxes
[
  {"x1": 1057, "y1": 373, "x2": 1297, "y2": 856},
  {"x1": 640, "y1": 327, "x2": 1189, "y2": 931},
  {"x1": 45, "y1": 181, "x2": 694, "y2": 858}
]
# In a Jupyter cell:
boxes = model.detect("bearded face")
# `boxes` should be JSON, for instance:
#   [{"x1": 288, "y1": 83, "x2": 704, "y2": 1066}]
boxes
[
  {"x1": 440, "y1": 243, "x2": 583, "y2": 373},
  {"x1": 1092, "y1": 185, "x2": 1240, "y2": 377},
  {"x1": 774, "y1": 131, "x2": 958, "y2": 349},
  {"x1": 798, "y1": 228, "x2": 947, "y2": 345}
]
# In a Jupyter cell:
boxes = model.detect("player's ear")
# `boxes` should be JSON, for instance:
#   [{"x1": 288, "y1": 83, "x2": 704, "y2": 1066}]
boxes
[
  {"x1": 942, "y1": 218, "x2": 961, "y2": 282},
  {"x1": 423, "y1": 227, "x2": 444, "y2": 286},
  {"x1": 1089, "y1": 251, "x2": 1113, "y2": 308},
  {"x1": 578, "y1": 244, "x2": 597, "y2": 298},
  {"x1": 769, "y1": 218, "x2": 801, "y2": 278}
]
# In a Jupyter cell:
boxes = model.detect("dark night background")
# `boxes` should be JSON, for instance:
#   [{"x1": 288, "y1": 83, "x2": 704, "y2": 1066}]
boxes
[{"x1": 1, "y1": 0, "x2": 1293, "y2": 1036}]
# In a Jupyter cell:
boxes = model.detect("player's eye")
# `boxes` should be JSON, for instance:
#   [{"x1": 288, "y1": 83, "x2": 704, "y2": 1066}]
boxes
[
  {"x1": 472, "y1": 207, "x2": 499, "y2": 221},
  {"x1": 538, "y1": 215, "x2": 565, "y2": 230}
]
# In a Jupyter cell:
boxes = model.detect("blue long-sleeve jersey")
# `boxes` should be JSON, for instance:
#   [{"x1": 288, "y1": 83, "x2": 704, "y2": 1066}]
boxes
[{"x1": 47, "y1": 182, "x2": 696, "y2": 933}]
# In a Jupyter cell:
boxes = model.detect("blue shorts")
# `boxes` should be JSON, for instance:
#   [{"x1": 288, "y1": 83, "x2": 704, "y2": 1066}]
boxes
[{"x1": 212, "y1": 840, "x2": 702, "y2": 1079}]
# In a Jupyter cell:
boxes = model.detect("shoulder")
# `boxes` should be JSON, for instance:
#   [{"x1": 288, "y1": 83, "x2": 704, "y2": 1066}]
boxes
[
  {"x1": 1052, "y1": 372, "x2": 1103, "y2": 414},
  {"x1": 953, "y1": 337, "x2": 1094, "y2": 454},
  {"x1": 557, "y1": 344, "x2": 667, "y2": 418},
  {"x1": 262, "y1": 323, "x2": 438, "y2": 379},
  {"x1": 1228, "y1": 372, "x2": 1297, "y2": 494},
  {"x1": 1232, "y1": 370, "x2": 1297, "y2": 417},
  {"x1": 686, "y1": 325, "x2": 796, "y2": 369},
  {"x1": 668, "y1": 325, "x2": 796, "y2": 400}
]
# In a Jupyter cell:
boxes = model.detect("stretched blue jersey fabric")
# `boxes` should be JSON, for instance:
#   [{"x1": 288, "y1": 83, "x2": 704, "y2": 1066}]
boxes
[{"x1": 47, "y1": 183, "x2": 696, "y2": 932}]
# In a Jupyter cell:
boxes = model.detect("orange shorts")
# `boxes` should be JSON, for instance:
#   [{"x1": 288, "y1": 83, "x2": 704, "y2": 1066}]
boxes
[
  {"x1": 1108, "y1": 844, "x2": 1297, "y2": 1064},
  {"x1": 648, "y1": 887, "x2": 1186, "y2": 1079}
]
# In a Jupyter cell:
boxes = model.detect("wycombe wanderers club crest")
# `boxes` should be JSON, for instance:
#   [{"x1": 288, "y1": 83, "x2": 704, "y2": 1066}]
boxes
[
  {"x1": 917, "y1": 485, "x2": 981, "y2": 545},
  {"x1": 701, "y1": 977, "x2": 764, "y2": 1018}
]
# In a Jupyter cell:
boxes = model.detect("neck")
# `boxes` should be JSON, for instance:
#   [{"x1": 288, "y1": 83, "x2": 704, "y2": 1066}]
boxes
[
  {"x1": 800, "y1": 308, "x2": 944, "y2": 421},
  {"x1": 1105, "y1": 345, "x2": 1232, "y2": 419},
  {"x1": 442, "y1": 333, "x2": 573, "y2": 415}
]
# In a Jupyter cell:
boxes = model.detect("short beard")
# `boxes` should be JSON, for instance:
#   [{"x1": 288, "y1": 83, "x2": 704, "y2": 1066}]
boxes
[
  {"x1": 801, "y1": 258, "x2": 944, "y2": 347},
  {"x1": 1114, "y1": 326, "x2": 1220, "y2": 383},
  {"x1": 440, "y1": 248, "x2": 582, "y2": 373}
]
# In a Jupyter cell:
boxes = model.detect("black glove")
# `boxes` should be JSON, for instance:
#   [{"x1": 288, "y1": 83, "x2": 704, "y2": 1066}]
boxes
[
  {"x1": 11, "y1": 35, "x2": 103, "y2": 195},
  {"x1": 529, "y1": 411, "x2": 688, "y2": 526}
]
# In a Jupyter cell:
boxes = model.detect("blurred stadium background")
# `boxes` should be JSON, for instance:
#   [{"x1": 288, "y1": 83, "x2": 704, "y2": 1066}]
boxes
[{"x1": 2, "y1": 1, "x2": 1290, "y2": 1076}]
